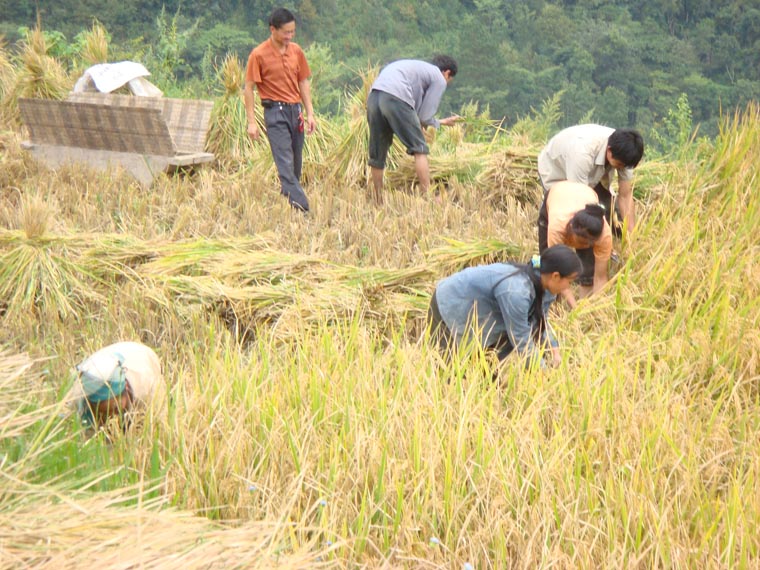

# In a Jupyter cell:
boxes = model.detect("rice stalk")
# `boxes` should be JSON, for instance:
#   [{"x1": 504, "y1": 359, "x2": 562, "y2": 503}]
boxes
[
  {"x1": 19, "y1": 193, "x2": 51, "y2": 239},
  {"x1": 323, "y1": 66, "x2": 408, "y2": 185},
  {"x1": 11, "y1": 26, "x2": 70, "y2": 101},
  {"x1": 424, "y1": 237, "x2": 524, "y2": 273},
  {"x1": 0, "y1": 234, "x2": 105, "y2": 321},
  {"x1": 138, "y1": 236, "x2": 274, "y2": 277},
  {"x1": 4, "y1": 27, "x2": 69, "y2": 127},
  {"x1": 474, "y1": 146, "x2": 541, "y2": 204},
  {"x1": 0, "y1": 475, "x2": 328, "y2": 569},
  {"x1": 206, "y1": 53, "x2": 256, "y2": 163},
  {"x1": 78, "y1": 20, "x2": 109, "y2": 67},
  {"x1": 0, "y1": 41, "x2": 15, "y2": 128}
]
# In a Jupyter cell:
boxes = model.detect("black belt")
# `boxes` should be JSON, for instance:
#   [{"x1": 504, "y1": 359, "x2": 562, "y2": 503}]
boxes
[{"x1": 261, "y1": 99, "x2": 300, "y2": 108}]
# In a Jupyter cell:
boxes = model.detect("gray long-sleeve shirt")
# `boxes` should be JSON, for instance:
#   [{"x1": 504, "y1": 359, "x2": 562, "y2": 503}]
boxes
[
  {"x1": 434, "y1": 263, "x2": 558, "y2": 366},
  {"x1": 371, "y1": 59, "x2": 447, "y2": 128}
]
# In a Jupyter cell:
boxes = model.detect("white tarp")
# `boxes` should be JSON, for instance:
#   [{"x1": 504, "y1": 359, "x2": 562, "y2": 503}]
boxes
[{"x1": 73, "y1": 61, "x2": 163, "y2": 97}]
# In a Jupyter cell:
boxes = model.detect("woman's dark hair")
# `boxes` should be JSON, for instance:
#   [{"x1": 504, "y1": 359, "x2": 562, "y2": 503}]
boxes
[
  {"x1": 570, "y1": 203, "x2": 605, "y2": 241},
  {"x1": 539, "y1": 244, "x2": 583, "y2": 278},
  {"x1": 270, "y1": 7, "x2": 296, "y2": 28},
  {"x1": 431, "y1": 55, "x2": 458, "y2": 77},
  {"x1": 493, "y1": 245, "x2": 581, "y2": 343}
]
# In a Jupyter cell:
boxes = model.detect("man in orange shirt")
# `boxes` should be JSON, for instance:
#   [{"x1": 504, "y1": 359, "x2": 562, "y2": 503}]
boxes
[{"x1": 244, "y1": 8, "x2": 316, "y2": 212}]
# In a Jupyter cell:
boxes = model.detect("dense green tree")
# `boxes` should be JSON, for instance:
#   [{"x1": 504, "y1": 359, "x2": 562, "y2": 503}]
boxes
[{"x1": 2, "y1": 0, "x2": 757, "y2": 140}]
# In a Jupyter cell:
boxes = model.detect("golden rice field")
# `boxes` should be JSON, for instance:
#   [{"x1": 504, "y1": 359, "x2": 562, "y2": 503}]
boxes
[{"x1": 1, "y1": 29, "x2": 760, "y2": 570}]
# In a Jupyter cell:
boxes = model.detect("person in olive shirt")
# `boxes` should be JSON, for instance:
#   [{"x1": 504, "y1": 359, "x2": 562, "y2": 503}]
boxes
[{"x1": 244, "y1": 7, "x2": 316, "y2": 212}]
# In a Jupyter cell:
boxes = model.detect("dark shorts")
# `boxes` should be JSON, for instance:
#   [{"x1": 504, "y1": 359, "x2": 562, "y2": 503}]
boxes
[
  {"x1": 367, "y1": 89, "x2": 428, "y2": 169},
  {"x1": 537, "y1": 181, "x2": 615, "y2": 287}
]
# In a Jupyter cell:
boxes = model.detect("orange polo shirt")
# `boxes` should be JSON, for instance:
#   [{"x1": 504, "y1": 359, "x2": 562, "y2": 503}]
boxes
[
  {"x1": 546, "y1": 181, "x2": 612, "y2": 261},
  {"x1": 245, "y1": 38, "x2": 311, "y2": 104}
]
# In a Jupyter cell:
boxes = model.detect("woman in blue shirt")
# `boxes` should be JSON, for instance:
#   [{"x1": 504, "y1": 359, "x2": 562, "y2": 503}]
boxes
[{"x1": 428, "y1": 244, "x2": 581, "y2": 367}]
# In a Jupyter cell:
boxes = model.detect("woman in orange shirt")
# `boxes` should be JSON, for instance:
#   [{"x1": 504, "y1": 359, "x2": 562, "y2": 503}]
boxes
[{"x1": 539, "y1": 181, "x2": 612, "y2": 308}]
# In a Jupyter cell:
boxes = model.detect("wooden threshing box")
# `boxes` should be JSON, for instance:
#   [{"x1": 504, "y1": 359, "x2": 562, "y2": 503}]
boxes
[{"x1": 19, "y1": 93, "x2": 214, "y2": 186}]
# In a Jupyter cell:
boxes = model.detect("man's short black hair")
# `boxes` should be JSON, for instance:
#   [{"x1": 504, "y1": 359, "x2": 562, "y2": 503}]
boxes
[
  {"x1": 608, "y1": 128, "x2": 644, "y2": 168},
  {"x1": 431, "y1": 55, "x2": 458, "y2": 77},
  {"x1": 270, "y1": 7, "x2": 296, "y2": 29}
]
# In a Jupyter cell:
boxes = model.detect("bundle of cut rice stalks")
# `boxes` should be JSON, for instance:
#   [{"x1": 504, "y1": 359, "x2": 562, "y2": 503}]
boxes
[
  {"x1": 131, "y1": 237, "x2": 528, "y2": 336},
  {"x1": 78, "y1": 20, "x2": 109, "y2": 68},
  {"x1": 323, "y1": 67, "x2": 375, "y2": 184},
  {"x1": 0, "y1": 233, "x2": 105, "y2": 323},
  {"x1": 0, "y1": 478, "x2": 329, "y2": 570},
  {"x1": 7, "y1": 27, "x2": 70, "y2": 126},
  {"x1": 0, "y1": 42, "x2": 15, "y2": 128},
  {"x1": 475, "y1": 146, "x2": 541, "y2": 204},
  {"x1": 0, "y1": 223, "x2": 529, "y2": 338},
  {"x1": 424, "y1": 237, "x2": 524, "y2": 274},
  {"x1": 300, "y1": 107, "x2": 342, "y2": 185},
  {"x1": 384, "y1": 146, "x2": 482, "y2": 189},
  {"x1": 0, "y1": 198, "x2": 105, "y2": 323},
  {"x1": 206, "y1": 53, "x2": 257, "y2": 166},
  {"x1": 323, "y1": 66, "x2": 407, "y2": 186},
  {"x1": 137, "y1": 235, "x2": 278, "y2": 278}
]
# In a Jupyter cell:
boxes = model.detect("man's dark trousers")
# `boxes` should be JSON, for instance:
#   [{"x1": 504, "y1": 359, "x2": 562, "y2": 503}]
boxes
[{"x1": 264, "y1": 103, "x2": 309, "y2": 211}]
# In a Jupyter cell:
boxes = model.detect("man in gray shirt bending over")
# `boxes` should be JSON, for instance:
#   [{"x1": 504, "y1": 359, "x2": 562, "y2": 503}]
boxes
[{"x1": 367, "y1": 56, "x2": 461, "y2": 200}]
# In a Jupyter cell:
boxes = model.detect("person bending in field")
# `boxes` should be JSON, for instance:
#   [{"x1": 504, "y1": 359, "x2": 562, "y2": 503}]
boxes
[
  {"x1": 537, "y1": 124, "x2": 644, "y2": 235},
  {"x1": 427, "y1": 245, "x2": 581, "y2": 368},
  {"x1": 539, "y1": 181, "x2": 613, "y2": 308},
  {"x1": 64, "y1": 341, "x2": 163, "y2": 429},
  {"x1": 366, "y1": 55, "x2": 462, "y2": 200}
]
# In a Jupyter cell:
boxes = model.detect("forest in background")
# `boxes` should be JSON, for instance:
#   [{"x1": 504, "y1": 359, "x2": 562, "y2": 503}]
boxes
[{"x1": 1, "y1": 0, "x2": 759, "y2": 146}]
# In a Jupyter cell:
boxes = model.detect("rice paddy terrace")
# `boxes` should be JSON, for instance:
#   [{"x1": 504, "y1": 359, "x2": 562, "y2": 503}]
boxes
[{"x1": 1, "y1": 30, "x2": 759, "y2": 569}]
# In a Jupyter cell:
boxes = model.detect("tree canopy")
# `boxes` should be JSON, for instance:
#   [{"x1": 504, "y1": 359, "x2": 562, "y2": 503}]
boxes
[{"x1": 1, "y1": 0, "x2": 757, "y2": 141}]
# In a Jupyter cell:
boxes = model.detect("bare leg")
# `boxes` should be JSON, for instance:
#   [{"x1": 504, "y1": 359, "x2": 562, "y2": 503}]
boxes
[
  {"x1": 370, "y1": 166, "x2": 384, "y2": 203},
  {"x1": 414, "y1": 153, "x2": 430, "y2": 195},
  {"x1": 578, "y1": 285, "x2": 593, "y2": 299}
]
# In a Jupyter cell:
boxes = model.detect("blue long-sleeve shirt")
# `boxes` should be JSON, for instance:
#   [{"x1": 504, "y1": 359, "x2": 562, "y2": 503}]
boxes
[
  {"x1": 370, "y1": 59, "x2": 447, "y2": 128},
  {"x1": 434, "y1": 263, "x2": 558, "y2": 366}
]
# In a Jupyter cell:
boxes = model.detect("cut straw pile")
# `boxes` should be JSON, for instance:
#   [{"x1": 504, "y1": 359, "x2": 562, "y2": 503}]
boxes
[
  {"x1": 0, "y1": 225, "x2": 523, "y2": 337},
  {"x1": 206, "y1": 53, "x2": 256, "y2": 164},
  {"x1": 6, "y1": 27, "x2": 70, "y2": 126}
]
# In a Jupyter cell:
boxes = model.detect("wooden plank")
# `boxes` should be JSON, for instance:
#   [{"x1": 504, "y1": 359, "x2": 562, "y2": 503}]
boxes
[
  {"x1": 19, "y1": 98, "x2": 176, "y2": 156},
  {"x1": 166, "y1": 152, "x2": 215, "y2": 166},
  {"x1": 67, "y1": 92, "x2": 163, "y2": 110},
  {"x1": 161, "y1": 98, "x2": 213, "y2": 153}
]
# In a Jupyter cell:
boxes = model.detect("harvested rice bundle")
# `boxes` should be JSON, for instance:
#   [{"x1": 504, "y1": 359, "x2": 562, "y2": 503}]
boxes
[
  {"x1": 324, "y1": 67, "x2": 407, "y2": 185},
  {"x1": 0, "y1": 476, "x2": 325, "y2": 569},
  {"x1": 6, "y1": 27, "x2": 70, "y2": 125},
  {"x1": 0, "y1": 198, "x2": 104, "y2": 322},
  {"x1": 424, "y1": 237, "x2": 524, "y2": 274},
  {"x1": 475, "y1": 147, "x2": 542, "y2": 204},
  {"x1": 206, "y1": 53, "x2": 257, "y2": 164},
  {"x1": 138, "y1": 236, "x2": 276, "y2": 278},
  {"x1": 0, "y1": 235, "x2": 104, "y2": 321},
  {"x1": 384, "y1": 150, "x2": 481, "y2": 189},
  {"x1": 0, "y1": 42, "x2": 15, "y2": 127},
  {"x1": 78, "y1": 20, "x2": 109, "y2": 68}
]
